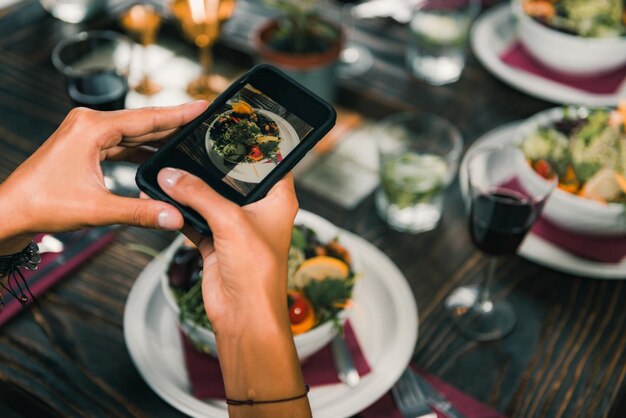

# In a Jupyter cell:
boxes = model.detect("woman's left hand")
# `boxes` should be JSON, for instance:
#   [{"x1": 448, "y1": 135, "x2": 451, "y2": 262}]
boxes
[{"x1": 0, "y1": 101, "x2": 208, "y2": 251}]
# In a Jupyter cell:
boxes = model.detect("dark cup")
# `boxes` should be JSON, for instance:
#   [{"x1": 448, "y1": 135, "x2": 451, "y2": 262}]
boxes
[{"x1": 52, "y1": 31, "x2": 133, "y2": 111}]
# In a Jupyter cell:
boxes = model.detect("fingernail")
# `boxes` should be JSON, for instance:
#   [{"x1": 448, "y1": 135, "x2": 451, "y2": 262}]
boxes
[
  {"x1": 157, "y1": 210, "x2": 178, "y2": 230},
  {"x1": 160, "y1": 168, "x2": 182, "y2": 189}
]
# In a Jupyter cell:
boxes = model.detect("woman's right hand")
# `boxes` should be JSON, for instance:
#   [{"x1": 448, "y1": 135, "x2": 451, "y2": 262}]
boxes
[{"x1": 157, "y1": 168, "x2": 311, "y2": 418}]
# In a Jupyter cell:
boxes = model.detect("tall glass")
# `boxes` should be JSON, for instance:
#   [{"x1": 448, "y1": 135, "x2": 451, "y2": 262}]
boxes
[
  {"x1": 338, "y1": 2, "x2": 374, "y2": 78},
  {"x1": 375, "y1": 112, "x2": 463, "y2": 233},
  {"x1": 170, "y1": 0, "x2": 234, "y2": 100},
  {"x1": 445, "y1": 146, "x2": 556, "y2": 341},
  {"x1": 406, "y1": 0, "x2": 480, "y2": 85}
]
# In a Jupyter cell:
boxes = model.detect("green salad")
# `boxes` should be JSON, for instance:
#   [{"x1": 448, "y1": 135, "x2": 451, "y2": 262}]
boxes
[
  {"x1": 523, "y1": 0, "x2": 626, "y2": 37},
  {"x1": 520, "y1": 106, "x2": 626, "y2": 204},
  {"x1": 167, "y1": 225, "x2": 357, "y2": 339}
]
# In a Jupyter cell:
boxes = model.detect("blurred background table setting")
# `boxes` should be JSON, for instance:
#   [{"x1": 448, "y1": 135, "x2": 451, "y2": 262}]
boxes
[{"x1": 0, "y1": 0, "x2": 625, "y2": 417}]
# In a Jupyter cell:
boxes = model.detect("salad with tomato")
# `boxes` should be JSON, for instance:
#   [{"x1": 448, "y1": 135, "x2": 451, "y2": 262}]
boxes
[
  {"x1": 209, "y1": 101, "x2": 283, "y2": 164},
  {"x1": 520, "y1": 105, "x2": 626, "y2": 204},
  {"x1": 522, "y1": 0, "x2": 626, "y2": 38},
  {"x1": 167, "y1": 225, "x2": 356, "y2": 338}
]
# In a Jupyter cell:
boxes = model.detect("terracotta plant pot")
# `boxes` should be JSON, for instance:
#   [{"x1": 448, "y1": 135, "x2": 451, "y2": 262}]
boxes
[{"x1": 253, "y1": 19, "x2": 343, "y2": 103}]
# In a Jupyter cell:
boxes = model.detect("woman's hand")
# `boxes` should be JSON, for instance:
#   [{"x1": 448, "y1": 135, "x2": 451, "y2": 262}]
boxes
[
  {"x1": 158, "y1": 168, "x2": 311, "y2": 418},
  {"x1": 0, "y1": 102, "x2": 208, "y2": 249},
  {"x1": 157, "y1": 167, "x2": 298, "y2": 334}
]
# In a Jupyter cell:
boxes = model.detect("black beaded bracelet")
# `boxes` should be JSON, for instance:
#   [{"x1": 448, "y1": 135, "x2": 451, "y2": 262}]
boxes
[
  {"x1": 0, "y1": 241, "x2": 40, "y2": 309},
  {"x1": 226, "y1": 384, "x2": 310, "y2": 406}
]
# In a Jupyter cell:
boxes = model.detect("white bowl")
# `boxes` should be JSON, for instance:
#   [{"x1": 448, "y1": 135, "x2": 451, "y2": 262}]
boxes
[
  {"x1": 512, "y1": 0, "x2": 626, "y2": 75},
  {"x1": 160, "y1": 210, "x2": 359, "y2": 360},
  {"x1": 513, "y1": 106, "x2": 626, "y2": 236}
]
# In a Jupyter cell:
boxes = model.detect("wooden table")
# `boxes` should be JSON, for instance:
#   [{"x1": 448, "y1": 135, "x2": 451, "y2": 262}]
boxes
[{"x1": 0, "y1": 1, "x2": 624, "y2": 417}]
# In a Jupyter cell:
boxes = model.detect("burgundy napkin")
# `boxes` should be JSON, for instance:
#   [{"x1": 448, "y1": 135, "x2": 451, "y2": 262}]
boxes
[
  {"x1": 180, "y1": 321, "x2": 372, "y2": 400},
  {"x1": 360, "y1": 368, "x2": 506, "y2": 418},
  {"x1": 500, "y1": 178, "x2": 626, "y2": 263},
  {"x1": 500, "y1": 42, "x2": 626, "y2": 95},
  {"x1": 531, "y1": 216, "x2": 626, "y2": 263},
  {"x1": 0, "y1": 229, "x2": 116, "y2": 326},
  {"x1": 181, "y1": 321, "x2": 505, "y2": 417}
]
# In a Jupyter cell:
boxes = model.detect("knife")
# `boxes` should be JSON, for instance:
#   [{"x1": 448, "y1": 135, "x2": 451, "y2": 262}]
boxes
[
  {"x1": 413, "y1": 371, "x2": 466, "y2": 418},
  {"x1": 331, "y1": 333, "x2": 360, "y2": 388}
]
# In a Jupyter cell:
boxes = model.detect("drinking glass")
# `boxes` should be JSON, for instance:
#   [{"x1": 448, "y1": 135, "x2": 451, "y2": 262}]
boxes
[
  {"x1": 170, "y1": 0, "x2": 234, "y2": 100},
  {"x1": 375, "y1": 112, "x2": 463, "y2": 233},
  {"x1": 120, "y1": 3, "x2": 163, "y2": 96},
  {"x1": 338, "y1": 2, "x2": 374, "y2": 78},
  {"x1": 406, "y1": 0, "x2": 480, "y2": 85},
  {"x1": 445, "y1": 146, "x2": 557, "y2": 341},
  {"x1": 52, "y1": 31, "x2": 133, "y2": 111}
]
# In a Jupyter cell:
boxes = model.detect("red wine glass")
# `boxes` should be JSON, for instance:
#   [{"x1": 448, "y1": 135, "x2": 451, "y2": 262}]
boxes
[{"x1": 445, "y1": 146, "x2": 556, "y2": 341}]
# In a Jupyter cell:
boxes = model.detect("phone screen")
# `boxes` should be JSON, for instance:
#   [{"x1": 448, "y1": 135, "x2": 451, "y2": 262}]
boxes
[{"x1": 174, "y1": 83, "x2": 314, "y2": 196}]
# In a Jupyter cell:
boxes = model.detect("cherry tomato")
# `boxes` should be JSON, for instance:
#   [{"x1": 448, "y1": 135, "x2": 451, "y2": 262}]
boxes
[
  {"x1": 533, "y1": 159, "x2": 554, "y2": 179},
  {"x1": 248, "y1": 146, "x2": 264, "y2": 161},
  {"x1": 287, "y1": 291, "x2": 316, "y2": 335}
]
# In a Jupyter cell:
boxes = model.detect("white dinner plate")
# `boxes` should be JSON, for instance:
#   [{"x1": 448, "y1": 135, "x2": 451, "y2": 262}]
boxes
[
  {"x1": 460, "y1": 122, "x2": 626, "y2": 279},
  {"x1": 471, "y1": 4, "x2": 626, "y2": 107},
  {"x1": 205, "y1": 109, "x2": 300, "y2": 183},
  {"x1": 123, "y1": 212, "x2": 419, "y2": 418}
]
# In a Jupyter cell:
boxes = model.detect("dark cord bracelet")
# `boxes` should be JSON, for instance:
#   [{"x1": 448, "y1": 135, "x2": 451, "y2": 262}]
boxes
[
  {"x1": 0, "y1": 241, "x2": 40, "y2": 309},
  {"x1": 226, "y1": 384, "x2": 310, "y2": 406}
]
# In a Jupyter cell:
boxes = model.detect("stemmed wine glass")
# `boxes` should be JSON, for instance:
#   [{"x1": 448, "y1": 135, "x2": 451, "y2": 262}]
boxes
[
  {"x1": 170, "y1": 0, "x2": 235, "y2": 100},
  {"x1": 120, "y1": 4, "x2": 163, "y2": 96},
  {"x1": 445, "y1": 146, "x2": 557, "y2": 341}
]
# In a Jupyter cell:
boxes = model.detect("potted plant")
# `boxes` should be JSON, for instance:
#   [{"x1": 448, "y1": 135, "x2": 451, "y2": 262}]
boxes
[{"x1": 253, "y1": 0, "x2": 344, "y2": 102}]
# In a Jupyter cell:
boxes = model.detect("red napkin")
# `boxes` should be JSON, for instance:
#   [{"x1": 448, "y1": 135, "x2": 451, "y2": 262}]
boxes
[
  {"x1": 531, "y1": 216, "x2": 626, "y2": 263},
  {"x1": 181, "y1": 321, "x2": 506, "y2": 417},
  {"x1": 180, "y1": 321, "x2": 372, "y2": 399},
  {"x1": 361, "y1": 368, "x2": 506, "y2": 418},
  {"x1": 0, "y1": 229, "x2": 116, "y2": 326},
  {"x1": 500, "y1": 42, "x2": 626, "y2": 95}
]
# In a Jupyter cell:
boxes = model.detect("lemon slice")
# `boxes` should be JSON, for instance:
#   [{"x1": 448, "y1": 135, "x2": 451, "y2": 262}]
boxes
[
  {"x1": 257, "y1": 135, "x2": 280, "y2": 143},
  {"x1": 581, "y1": 168, "x2": 622, "y2": 202},
  {"x1": 292, "y1": 256, "x2": 350, "y2": 288},
  {"x1": 231, "y1": 101, "x2": 253, "y2": 115}
]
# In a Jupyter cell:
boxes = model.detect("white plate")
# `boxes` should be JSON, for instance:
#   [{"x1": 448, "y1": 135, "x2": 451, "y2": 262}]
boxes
[
  {"x1": 123, "y1": 215, "x2": 419, "y2": 418},
  {"x1": 205, "y1": 109, "x2": 300, "y2": 183},
  {"x1": 460, "y1": 122, "x2": 626, "y2": 279},
  {"x1": 471, "y1": 4, "x2": 626, "y2": 107}
]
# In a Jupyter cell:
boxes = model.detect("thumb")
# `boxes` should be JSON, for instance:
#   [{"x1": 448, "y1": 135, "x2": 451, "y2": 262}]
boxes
[{"x1": 97, "y1": 195, "x2": 184, "y2": 230}]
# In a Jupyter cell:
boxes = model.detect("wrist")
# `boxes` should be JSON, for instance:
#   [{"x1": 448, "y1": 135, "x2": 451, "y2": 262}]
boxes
[{"x1": 0, "y1": 184, "x2": 35, "y2": 255}]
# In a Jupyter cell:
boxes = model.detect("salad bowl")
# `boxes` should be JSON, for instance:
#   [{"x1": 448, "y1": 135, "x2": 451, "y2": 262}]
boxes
[
  {"x1": 514, "y1": 106, "x2": 626, "y2": 236},
  {"x1": 512, "y1": 0, "x2": 626, "y2": 75},
  {"x1": 160, "y1": 210, "x2": 360, "y2": 361}
]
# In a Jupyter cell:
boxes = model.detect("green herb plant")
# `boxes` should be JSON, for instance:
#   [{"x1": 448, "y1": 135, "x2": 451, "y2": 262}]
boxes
[{"x1": 264, "y1": 0, "x2": 340, "y2": 54}]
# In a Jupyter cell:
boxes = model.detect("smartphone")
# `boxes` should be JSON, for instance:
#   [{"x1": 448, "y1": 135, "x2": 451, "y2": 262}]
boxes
[{"x1": 136, "y1": 64, "x2": 337, "y2": 235}]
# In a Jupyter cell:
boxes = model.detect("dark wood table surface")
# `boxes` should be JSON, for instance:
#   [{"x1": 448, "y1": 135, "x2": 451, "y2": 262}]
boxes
[{"x1": 0, "y1": 1, "x2": 624, "y2": 417}]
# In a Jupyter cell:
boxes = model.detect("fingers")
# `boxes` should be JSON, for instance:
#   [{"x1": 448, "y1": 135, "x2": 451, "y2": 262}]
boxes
[
  {"x1": 157, "y1": 168, "x2": 239, "y2": 233},
  {"x1": 120, "y1": 127, "x2": 179, "y2": 145},
  {"x1": 96, "y1": 195, "x2": 184, "y2": 230},
  {"x1": 99, "y1": 101, "x2": 209, "y2": 148}
]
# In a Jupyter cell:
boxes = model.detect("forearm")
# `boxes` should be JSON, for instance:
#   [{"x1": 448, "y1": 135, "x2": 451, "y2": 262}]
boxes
[{"x1": 215, "y1": 302, "x2": 311, "y2": 418}]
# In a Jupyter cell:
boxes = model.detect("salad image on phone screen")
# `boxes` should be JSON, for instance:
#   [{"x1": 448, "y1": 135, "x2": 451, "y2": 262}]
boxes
[
  {"x1": 208, "y1": 101, "x2": 283, "y2": 164},
  {"x1": 204, "y1": 90, "x2": 302, "y2": 184}
]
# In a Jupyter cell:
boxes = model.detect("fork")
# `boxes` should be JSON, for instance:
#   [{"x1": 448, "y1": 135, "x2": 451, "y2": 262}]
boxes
[{"x1": 391, "y1": 368, "x2": 437, "y2": 418}]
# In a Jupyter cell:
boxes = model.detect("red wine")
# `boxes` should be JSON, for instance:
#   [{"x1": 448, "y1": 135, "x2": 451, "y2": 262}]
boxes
[
  {"x1": 470, "y1": 189, "x2": 537, "y2": 256},
  {"x1": 67, "y1": 69, "x2": 128, "y2": 111}
]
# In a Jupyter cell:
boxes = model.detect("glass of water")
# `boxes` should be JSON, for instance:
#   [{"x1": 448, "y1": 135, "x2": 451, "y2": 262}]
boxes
[
  {"x1": 406, "y1": 0, "x2": 480, "y2": 85},
  {"x1": 375, "y1": 112, "x2": 463, "y2": 233}
]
